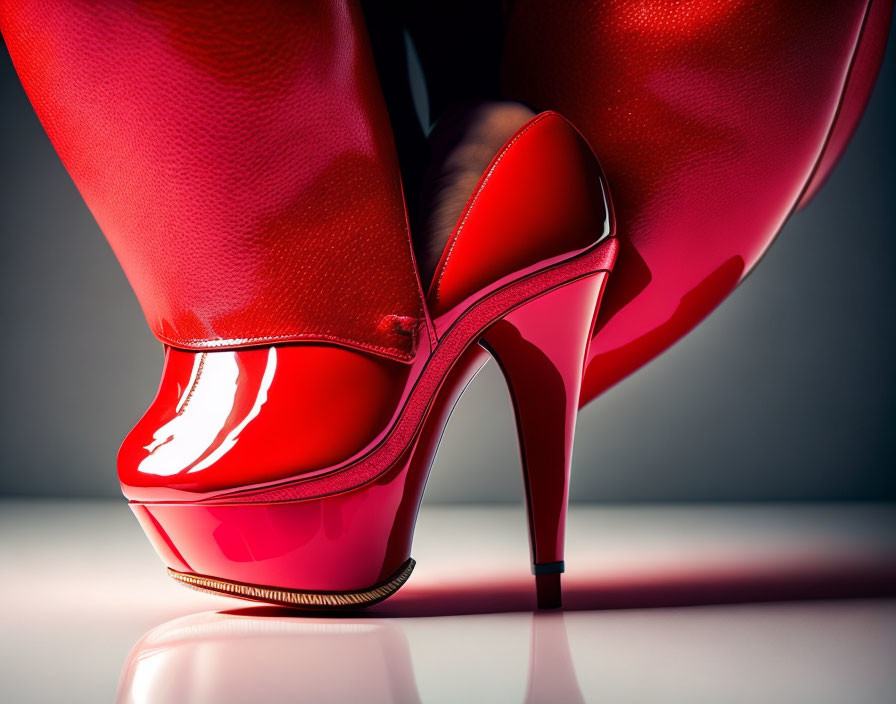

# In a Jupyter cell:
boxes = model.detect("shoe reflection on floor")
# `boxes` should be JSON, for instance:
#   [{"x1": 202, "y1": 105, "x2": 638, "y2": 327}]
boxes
[
  {"x1": 104, "y1": 502, "x2": 896, "y2": 703},
  {"x1": 117, "y1": 576, "x2": 896, "y2": 704},
  {"x1": 116, "y1": 609, "x2": 586, "y2": 704}
]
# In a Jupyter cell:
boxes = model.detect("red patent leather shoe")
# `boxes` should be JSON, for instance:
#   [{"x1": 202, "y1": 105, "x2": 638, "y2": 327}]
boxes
[{"x1": 122, "y1": 111, "x2": 616, "y2": 610}]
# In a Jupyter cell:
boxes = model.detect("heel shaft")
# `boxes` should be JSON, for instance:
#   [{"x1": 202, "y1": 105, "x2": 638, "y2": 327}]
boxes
[{"x1": 482, "y1": 272, "x2": 608, "y2": 608}]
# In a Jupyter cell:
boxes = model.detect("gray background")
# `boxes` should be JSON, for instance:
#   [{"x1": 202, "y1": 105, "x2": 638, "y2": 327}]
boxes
[{"x1": 1, "y1": 31, "x2": 893, "y2": 502}]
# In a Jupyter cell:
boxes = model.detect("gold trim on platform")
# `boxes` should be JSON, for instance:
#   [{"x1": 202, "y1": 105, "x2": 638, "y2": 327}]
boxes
[{"x1": 168, "y1": 559, "x2": 415, "y2": 609}]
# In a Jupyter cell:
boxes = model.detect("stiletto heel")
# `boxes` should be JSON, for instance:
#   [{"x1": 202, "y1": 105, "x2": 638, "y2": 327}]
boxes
[{"x1": 483, "y1": 274, "x2": 604, "y2": 608}]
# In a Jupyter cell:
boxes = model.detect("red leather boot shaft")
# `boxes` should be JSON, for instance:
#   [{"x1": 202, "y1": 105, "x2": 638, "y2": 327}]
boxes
[
  {"x1": 502, "y1": 0, "x2": 892, "y2": 403},
  {"x1": 0, "y1": 0, "x2": 424, "y2": 360}
]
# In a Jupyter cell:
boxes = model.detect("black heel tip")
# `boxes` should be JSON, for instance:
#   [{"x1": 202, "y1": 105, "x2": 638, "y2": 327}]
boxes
[{"x1": 535, "y1": 573, "x2": 562, "y2": 609}]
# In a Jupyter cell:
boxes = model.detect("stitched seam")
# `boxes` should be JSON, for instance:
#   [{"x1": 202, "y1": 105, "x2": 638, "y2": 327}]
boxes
[
  {"x1": 430, "y1": 112, "x2": 556, "y2": 305},
  {"x1": 154, "y1": 331, "x2": 416, "y2": 361}
]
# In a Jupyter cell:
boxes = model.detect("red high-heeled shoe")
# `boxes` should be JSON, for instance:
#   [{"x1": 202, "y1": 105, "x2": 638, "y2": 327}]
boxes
[
  {"x1": 502, "y1": 0, "x2": 893, "y2": 405},
  {"x1": 123, "y1": 111, "x2": 616, "y2": 610},
  {"x1": 1, "y1": 0, "x2": 616, "y2": 608}
]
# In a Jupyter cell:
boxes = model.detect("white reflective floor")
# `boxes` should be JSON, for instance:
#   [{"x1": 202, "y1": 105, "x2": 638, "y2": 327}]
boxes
[{"x1": 1, "y1": 501, "x2": 895, "y2": 703}]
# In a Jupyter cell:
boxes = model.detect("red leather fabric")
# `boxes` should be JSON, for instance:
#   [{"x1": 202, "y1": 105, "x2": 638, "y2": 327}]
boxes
[
  {"x1": 0, "y1": 0, "x2": 424, "y2": 360},
  {"x1": 502, "y1": 0, "x2": 884, "y2": 404},
  {"x1": 427, "y1": 112, "x2": 610, "y2": 317}
]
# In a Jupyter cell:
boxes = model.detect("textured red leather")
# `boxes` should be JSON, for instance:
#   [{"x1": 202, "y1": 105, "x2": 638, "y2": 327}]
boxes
[
  {"x1": 502, "y1": 0, "x2": 888, "y2": 404},
  {"x1": 0, "y1": 0, "x2": 424, "y2": 360},
  {"x1": 427, "y1": 112, "x2": 610, "y2": 316}
]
